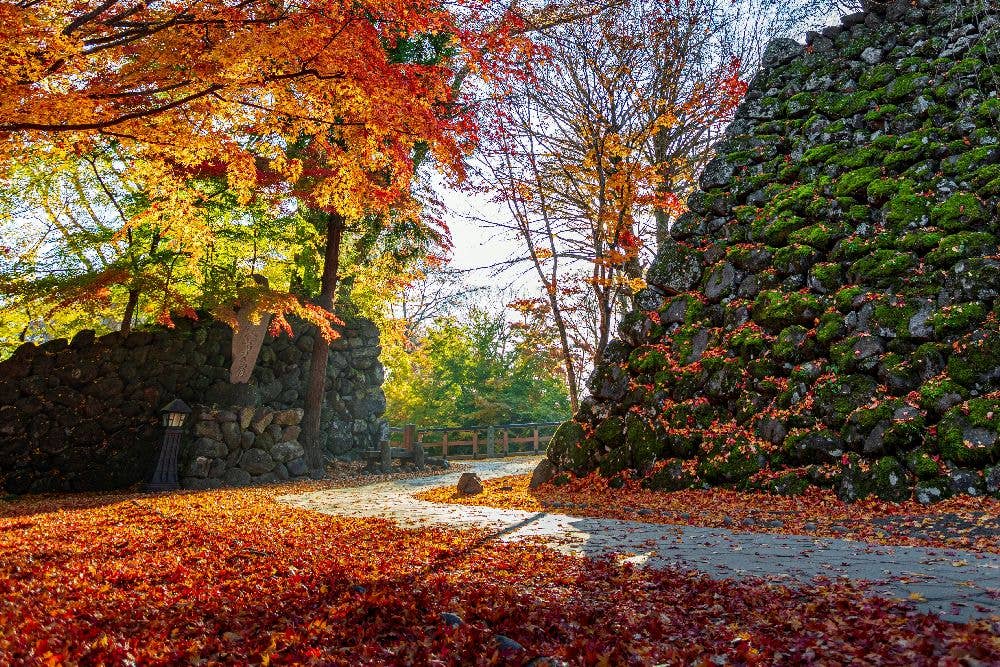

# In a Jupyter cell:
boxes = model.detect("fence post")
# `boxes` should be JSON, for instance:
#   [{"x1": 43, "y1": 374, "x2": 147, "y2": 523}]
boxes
[
  {"x1": 486, "y1": 425, "x2": 496, "y2": 458},
  {"x1": 472, "y1": 431, "x2": 479, "y2": 459},
  {"x1": 380, "y1": 439, "x2": 391, "y2": 474},
  {"x1": 502, "y1": 428, "x2": 509, "y2": 457},
  {"x1": 533, "y1": 427, "x2": 539, "y2": 453}
]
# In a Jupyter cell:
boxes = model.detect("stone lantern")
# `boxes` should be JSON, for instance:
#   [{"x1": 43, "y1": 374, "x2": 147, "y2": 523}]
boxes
[{"x1": 147, "y1": 398, "x2": 192, "y2": 491}]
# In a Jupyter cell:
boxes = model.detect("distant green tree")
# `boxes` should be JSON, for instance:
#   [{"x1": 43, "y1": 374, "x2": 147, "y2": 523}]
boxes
[{"x1": 384, "y1": 309, "x2": 571, "y2": 427}]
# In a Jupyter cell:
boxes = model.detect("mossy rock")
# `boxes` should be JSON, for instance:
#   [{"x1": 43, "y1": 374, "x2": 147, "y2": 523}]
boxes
[
  {"x1": 871, "y1": 300, "x2": 918, "y2": 338},
  {"x1": 760, "y1": 471, "x2": 810, "y2": 496},
  {"x1": 834, "y1": 167, "x2": 881, "y2": 197},
  {"x1": 647, "y1": 243, "x2": 703, "y2": 293},
  {"x1": 594, "y1": 416, "x2": 624, "y2": 446},
  {"x1": 896, "y1": 229, "x2": 944, "y2": 253},
  {"x1": 936, "y1": 398, "x2": 1000, "y2": 467},
  {"x1": 884, "y1": 189, "x2": 930, "y2": 229},
  {"x1": 813, "y1": 375, "x2": 879, "y2": 426},
  {"x1": 789, "y1": 223, "x2": 845, "y2": 250},
  {"x1": 946, "y1": 331, "x2": 1000, "y2": 387},
  {"x1": 773, "y1": 244, "x2": 817, "y2": 275},
  {"x1": 697, "y1": 434, "x2": 763, "y2": 485},
  {"x1": 557, "y1": 9, "x2": 1000, "y2": 502},
  {"x1": 848, "y1": 249, "x2": 916, "y2": 283},
  {"x1": 774, "y1": 325, "x2": 814, "y2": 362},
  {"x1": 624, "y1": 413, "x2": 660, "y2": 472},
  {"x1": 831, "y1": 236, "x2": 876, "y2": 262},
  {"x1": 808, "y1": 262, "x2": 843, "y2": 293},
  {"x1": 905, "y1": 450, "x2": 942, "y2": 480},
  {"x1": 930, "y1": 193, "x2": 986, "y2": 231},
  {"x1": 641, "y1": 459, "x2": 698, "y2": 492},
  {"x1": 925, "y1": 302, "x2": 986, "y2": 336},
  {"x1": 598, "y1": 445, "x2": 632, "y2": 477},
  {"x1": 759, "y1": 211, "x2": 810, "y2": 245},
  {"x1": 836, "y1": 455, "x2": 872, "y2": 502},
  {"x1": 914, "y1": 477, "x2": 953, "y2": 505},
  {"x1": 918, "y1": 377, "x2": 967, "y2": 414},
  {"x1": 729, "y1": 325, "x2": 769, "y2": 357},
  {"x1": 885, "y1": 72, "x2": 925, "y2": 101},
  {"x1": 551, "y1": 473, "x2": 572, "y2": 487},
  {"x1": 871, "y1": 456, "x2": 911, "y2": 502},
  {"x1": 752, "y1": 290, "x2": 821, "y2": 329},
  {"x1": 547, "y1": 421, "x2": 588, "y2": 471},
  {"x1": 924, "y1": 232, "x2": 996, "y2": 267}
]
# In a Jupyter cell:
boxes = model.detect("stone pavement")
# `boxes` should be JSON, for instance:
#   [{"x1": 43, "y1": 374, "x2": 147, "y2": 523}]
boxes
[{"x1": 278, "y1": 458, "x2": 1000, "y2": 622}]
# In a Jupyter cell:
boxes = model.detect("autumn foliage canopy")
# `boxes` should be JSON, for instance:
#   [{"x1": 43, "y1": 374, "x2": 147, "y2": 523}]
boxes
[{"x1": 0, "y1": 0, "x2": 529, "y2": 336}]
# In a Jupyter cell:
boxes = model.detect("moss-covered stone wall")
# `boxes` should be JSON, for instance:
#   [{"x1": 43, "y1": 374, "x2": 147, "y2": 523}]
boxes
[
  {"x1": 548, "y1": 0, "x2": 1000, "y2": 502},
  {"x1": 0, "y1": 316, "x2": 384, "y2": 494}
]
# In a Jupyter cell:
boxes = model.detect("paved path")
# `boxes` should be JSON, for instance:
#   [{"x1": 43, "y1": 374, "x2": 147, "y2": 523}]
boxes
[{"x1": 279, "y1": 458, "x2": 1000, "y2": 622}]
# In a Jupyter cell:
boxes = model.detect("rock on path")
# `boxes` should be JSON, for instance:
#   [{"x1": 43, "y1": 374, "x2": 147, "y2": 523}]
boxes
[{"x1": 278, "y1": 458, "x2": 999, "y2": 622}]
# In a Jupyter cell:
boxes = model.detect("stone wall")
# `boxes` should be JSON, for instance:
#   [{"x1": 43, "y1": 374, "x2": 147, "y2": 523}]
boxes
[
  {"x1": 0, "y1": 316, "x2": 385, "y2": 494},
  {"x1": 548, "y1": 0, "x2": 1000, "y2": 502},
  {"x1": 183, "y1": 406, "x2": 310, "y2": 489}
]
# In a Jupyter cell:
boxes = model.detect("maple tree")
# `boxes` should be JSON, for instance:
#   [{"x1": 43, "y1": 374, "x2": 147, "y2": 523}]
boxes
[
  {"x1": 472, "y1": 0, "x2": 827, "y2": 408},
  {"x1": 1, "y1": 0, "x2": 540, "y2": 468}
]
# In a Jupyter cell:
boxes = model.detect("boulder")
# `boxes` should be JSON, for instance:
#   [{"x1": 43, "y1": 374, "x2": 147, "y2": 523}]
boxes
[
  {"x1": 271, "y1": 441, "x2": 305, "y2": 463},
  {"x1": 456, "y1": 472, "x2": 483, "y2": 495},
  {"x1": 529, "y1": 459, "x2": 556, "y2": 490},
  {"x1": 239, "y1": 448, "x2": 276, "y2": 475}
]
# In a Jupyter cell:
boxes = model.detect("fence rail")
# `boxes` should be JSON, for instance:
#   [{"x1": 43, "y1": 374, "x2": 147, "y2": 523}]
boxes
[{"x1": 386, "y1": 421, "x2": 562, "y2": 460}]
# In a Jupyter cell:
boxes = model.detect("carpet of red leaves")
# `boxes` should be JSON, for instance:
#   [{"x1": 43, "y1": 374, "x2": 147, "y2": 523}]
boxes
[
  {"x1": 2, "y1": 483, "x2": 998, "y2": 665},
  {"x1": 417, "y1": 474, "x2": 1000, "y2": 554}
]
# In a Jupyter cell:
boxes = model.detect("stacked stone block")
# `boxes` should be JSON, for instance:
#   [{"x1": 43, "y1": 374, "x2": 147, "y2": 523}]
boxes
[{"x1": 548, "y1": 0, "x2": 1000, "y2": 502}]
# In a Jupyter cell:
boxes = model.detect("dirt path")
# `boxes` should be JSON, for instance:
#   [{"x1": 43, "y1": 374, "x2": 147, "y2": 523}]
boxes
[{"x1": 279, "y1": 458, "x2": 999, "y2": 622}]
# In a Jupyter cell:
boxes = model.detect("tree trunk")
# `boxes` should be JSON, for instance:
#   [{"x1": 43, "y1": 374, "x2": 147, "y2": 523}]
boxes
[
  {"x1": 121, "y1": 288, "x2": 139, "y2": 334},
  {"x1": 550, "y1": 303, "x2": 580, "y2": 413},
  {"x1": 653, "y1": 127, "x2": 673, "y2": 253},
  {"x1": 301, "y1": 212, "x2": 345, "y2": 476}
]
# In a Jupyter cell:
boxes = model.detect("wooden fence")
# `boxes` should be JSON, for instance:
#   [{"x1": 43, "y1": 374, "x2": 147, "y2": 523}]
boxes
[{"x1": 386, "y1": 421, "x2": 562, "y2": 460}]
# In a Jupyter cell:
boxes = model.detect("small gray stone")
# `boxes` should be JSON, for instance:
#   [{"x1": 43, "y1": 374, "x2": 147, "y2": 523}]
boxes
[
  {"x1": 860, "y1": 47, "x2": 882, "y2": 64},
  {"x1": 494, "y1": 635, "x2": 524, "y2": 654},
  {"x1": 184, "y1": 456, "x2": 211, "y2": 478},
  {"x1": 272, "y1": 441, "x2": 305, "y2": 463},
  {"x1": 222, "y1": 468, "x2": 253, "y2": 487},
  {"x1": 287, "y1": 457, "x2": 309, "y2": 477},
  {"x1": 239, "y1": 448, "x2": 276, "y2": 475},
  {"x1": 240, "y1": 430, "x2": 255, "y2": 449},
  {"x1": 192, "y1": 437, "x2": 226, "y2": 459},
  {"x1": 440, "y1": 612, "x2": 463, "y2": 627},
  {"x1": 762, "y1": 38, "x2": 804, "y2": 68}
]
